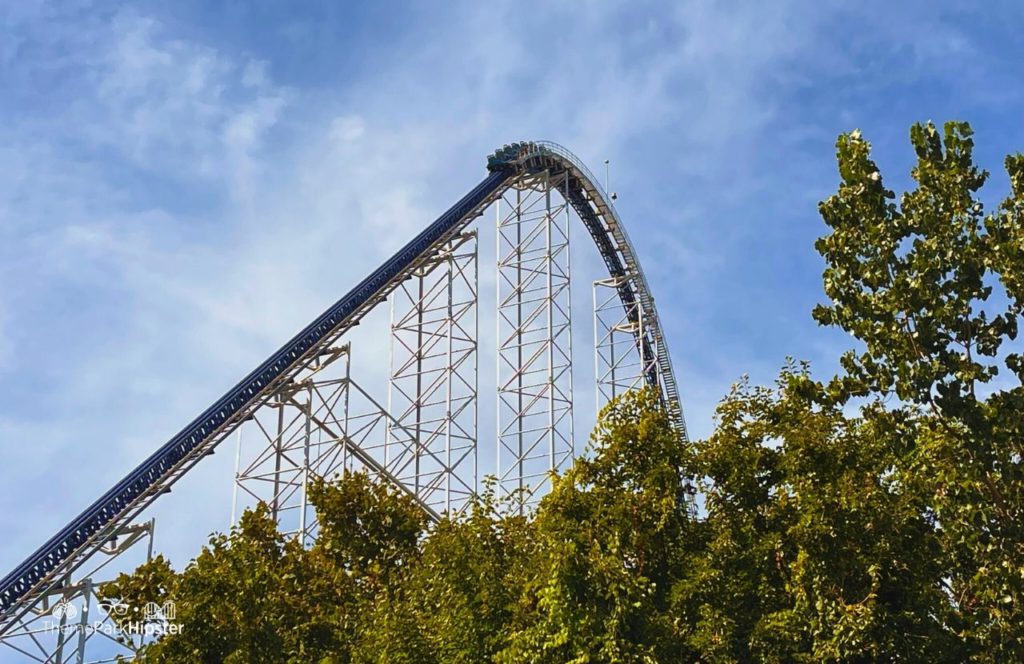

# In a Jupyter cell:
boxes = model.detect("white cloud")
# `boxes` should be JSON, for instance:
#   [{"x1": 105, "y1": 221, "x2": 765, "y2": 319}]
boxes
[
  {"x1": 47, "y1": 10, "x2": 289, "y2": 196},
  {"x1": 330, "y1": 115, "x2": 366, "y2": 143}
]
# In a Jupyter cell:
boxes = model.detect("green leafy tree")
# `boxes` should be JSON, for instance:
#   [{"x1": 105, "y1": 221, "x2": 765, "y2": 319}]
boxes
[
  {"x1": 814, "y1": 121, "x2": 1024, "y2": 659},
  {"x1": 99, "y1": 120, "x2": 1024, "y2": 662},
  {"x1": 674, "y1": 365, "x2": 963, "y2": 662},
  {"x1": 100, "y1": 472, "x2": 427, "y2": 663},
  {"x1": 497, "y1": 389, "x2": 697, "y2": 663},
  {"x1": 355, "y1": 483, "x2": 534, "y2": 662}
]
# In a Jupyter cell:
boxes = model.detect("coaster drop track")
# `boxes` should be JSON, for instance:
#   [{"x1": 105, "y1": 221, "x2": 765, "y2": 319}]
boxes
[{"x1": 0, "y1": 141, "x2": 687, "y2": 638}]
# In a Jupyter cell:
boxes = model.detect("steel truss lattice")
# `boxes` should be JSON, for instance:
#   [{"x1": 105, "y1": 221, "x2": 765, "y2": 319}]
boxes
[
  {"x1": 232, "y1": 344, "x2": 358, "y2": 546},
  {"x1": 593, "y1": 273, "x2": 660, "y2": 406},
  {"x1": 387, "y1": 233, "x2": 478, "y2": 513},
  {"x1": 232, "y1": 341, "x2": 463, "y2": 546},
  {"x1": 1, "y1": 143, "x2": 691, "y2": 655},
  {"x1": 0, "y1": 521, "x2": 155, "y2": 664},
  {"x1": 496, "y1": 170, "x2": 574, "y2": 508}
]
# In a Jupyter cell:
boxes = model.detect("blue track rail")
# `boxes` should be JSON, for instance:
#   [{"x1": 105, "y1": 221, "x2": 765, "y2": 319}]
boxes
[{"x1": 0, "y1": 168, "x2": 513, "y2": 618}]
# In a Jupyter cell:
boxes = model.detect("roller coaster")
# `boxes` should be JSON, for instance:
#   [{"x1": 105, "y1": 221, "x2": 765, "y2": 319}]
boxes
[{"x1": 0, "y1": 141, "x2": 686, "y2": 663}]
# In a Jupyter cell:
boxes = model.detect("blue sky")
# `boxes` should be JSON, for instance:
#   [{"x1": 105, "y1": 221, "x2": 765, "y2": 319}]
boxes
[{"x1": 2, "y1": 0, "x2": 1024, "y2": 589}]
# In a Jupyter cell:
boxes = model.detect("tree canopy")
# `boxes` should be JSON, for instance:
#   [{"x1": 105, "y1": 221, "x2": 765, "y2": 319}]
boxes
[{"x1": 102, "y1": 121, "x2": 1024, "y2": 662}]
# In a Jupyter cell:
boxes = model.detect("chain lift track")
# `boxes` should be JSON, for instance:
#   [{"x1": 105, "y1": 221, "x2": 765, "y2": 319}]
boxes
[{"x1": 0, "y1": 142, "x2": 688, "y2": 637}]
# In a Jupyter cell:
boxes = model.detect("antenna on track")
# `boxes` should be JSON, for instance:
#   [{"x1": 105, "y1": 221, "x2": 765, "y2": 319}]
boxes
[{"x1": 604, "y1": 158, "x2": 617, "y2": 201}]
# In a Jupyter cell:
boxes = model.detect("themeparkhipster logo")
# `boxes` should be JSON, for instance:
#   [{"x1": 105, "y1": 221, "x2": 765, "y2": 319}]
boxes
[{"x1": 43, "y1": 597, "x2": 183, "y2": 636}]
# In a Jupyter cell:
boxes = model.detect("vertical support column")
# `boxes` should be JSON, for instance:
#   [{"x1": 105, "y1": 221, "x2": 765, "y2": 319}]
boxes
[
  {"x1": 73, "y1": 579, "x2": 91, "y2": 664},
  {"x1": 387, "y1": 232, "x2": 479, "y2": 513},
  {"x1": 593, "y1": 274, "x2": 660, "y2": 409},
  {"x1": 496, "y1": 170, "x2": 574, "y2": 510}
]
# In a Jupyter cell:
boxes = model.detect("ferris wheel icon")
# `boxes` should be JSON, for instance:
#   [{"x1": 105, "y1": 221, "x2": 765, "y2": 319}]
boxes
[{"x1": 51, "y1": 599, "x2": 78, "y2": 620}]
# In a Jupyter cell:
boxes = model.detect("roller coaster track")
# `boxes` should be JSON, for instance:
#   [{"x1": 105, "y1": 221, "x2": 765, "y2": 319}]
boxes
[{"x1": 0, "y1": 141, "x2": 687, "y2": 638}]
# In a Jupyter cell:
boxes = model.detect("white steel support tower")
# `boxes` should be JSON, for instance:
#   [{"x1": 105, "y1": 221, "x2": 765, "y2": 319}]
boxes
[
  {"x1": 232, "y1": 343, "x2": 449, "y2": 547},
  {"x1": 0, "y1": 142, "x2": 691, "y2": 664},
  {"x1": 0, "y1": 521, "x2": 156, "y2": 664},
  {"x1": 593, "y1": 273, "x2": 660, "y2": 406},
  {"x1": 232, "y1": 344, "x2": 357, "y2": 546},
  {"x1": 496, "y1": 170, "x2": 575, "y2": 508},
  {"x1": 386, "y1": 233, "x2": 479, "y2": 514}
]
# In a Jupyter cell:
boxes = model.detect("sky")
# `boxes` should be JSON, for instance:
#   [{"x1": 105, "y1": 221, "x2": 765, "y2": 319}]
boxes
[{"x1": 2, "y1": 0, "x2": 1024, "y2": 623}]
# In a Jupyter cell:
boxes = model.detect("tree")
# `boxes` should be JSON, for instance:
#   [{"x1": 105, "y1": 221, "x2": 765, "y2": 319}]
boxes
[
  {"x1": 100, "y1": 120, "x2": 1024, "y2": 662},
  {"x1": 355, "y1": 482, "x2": 534, "y2": 662},
  {"x1": 674, "y1": 365, "x2": 963, "y2": 662},
  {"x1": 497, "y1": 389, "x2": 697, "y2": 663},
  {"x1": 813, "y1": 121, "x2": 1024, "y2": 659},
  {"x1": 100, "y1": 472, "x2": 427, "y2": 663}
]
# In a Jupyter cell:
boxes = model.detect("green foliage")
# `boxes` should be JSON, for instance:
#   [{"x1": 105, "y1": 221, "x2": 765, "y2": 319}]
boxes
[
  {"x1": 676, "y1": 367, "x2": 962, "y2": 662},
  {"x1": 815, "y1": 122, "x2": 1024, "y2": 659},
  {"x1": 498, "y1": 390, "x2": 696, "y2": 663},
  {"x1": 357, "y1": 483, "x2": 534, "y2": 662},
  {"x1": 100, "y1": 475, "x2": 425, "y2": 663},
  {"x1": 101, "y1": 120, "x2": 1024, "y2": 662}
]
